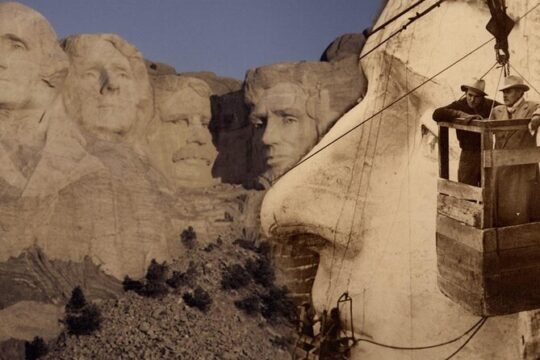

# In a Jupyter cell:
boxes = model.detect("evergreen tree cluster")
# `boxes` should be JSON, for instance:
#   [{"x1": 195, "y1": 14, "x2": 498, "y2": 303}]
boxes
[
  {"x1": 64, "y1": 286, "x2": 102, "y2": 336},
  {"x1": 24, "y1": 336, "x2": 48, "y2": 360},
  {"x1": 122, "y1": 258, "x2": 212, "y2": 312},
  {"x1": 224, "y1": 238, "x2": 296, "y2": 323}
]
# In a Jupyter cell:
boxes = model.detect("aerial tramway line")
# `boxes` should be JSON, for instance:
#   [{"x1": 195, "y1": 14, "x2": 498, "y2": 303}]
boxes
[{"x1": 292, "y1": 0, "x2": 540, "y2": 358}]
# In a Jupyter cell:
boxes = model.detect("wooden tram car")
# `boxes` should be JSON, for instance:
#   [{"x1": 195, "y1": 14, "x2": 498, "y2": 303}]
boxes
[{"x1": 437, "y1": 118, "x2": 540, "y2": 316}]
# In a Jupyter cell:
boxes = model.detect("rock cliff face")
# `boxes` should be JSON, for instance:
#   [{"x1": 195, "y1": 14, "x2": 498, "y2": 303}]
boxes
[
  {"x1": 261, "y1": 1, "x2": 540, "y2": 359},
  {"x1": 0, "y1": 3, "x2": 365, "y2": 355},
  {"x1": 7, "y1": 0, "x2": 540, "y2": 358}
]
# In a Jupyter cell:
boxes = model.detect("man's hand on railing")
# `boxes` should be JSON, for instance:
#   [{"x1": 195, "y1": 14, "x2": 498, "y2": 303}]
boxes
[
  {"x1": 462, "y1": 114, "x2": 483, "y2": 124},
  {"x1": 528, "y1": 114, "x2": 540, "y2": 135}
]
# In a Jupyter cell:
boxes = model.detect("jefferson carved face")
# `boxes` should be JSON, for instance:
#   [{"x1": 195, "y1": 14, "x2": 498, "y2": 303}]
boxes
[
  {"x1": 63, "y1": 35, "x2": 151, "y2": 141},
  {"x1": 0, "y1": 3, "x2": 58, "y2": 110},
  {"x1": 150, "y1": 76, "x2": 217, "y2": 188},
  {"x1": 248, "y1": 83, "x2": 318, "y2": 182}
]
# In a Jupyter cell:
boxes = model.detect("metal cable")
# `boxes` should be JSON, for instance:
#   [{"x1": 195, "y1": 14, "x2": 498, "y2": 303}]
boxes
[
  {"x1": 360, "y1": 0, "x2": 446, "y2": 61},
  {"x1": 510, "y1": 64, "x2": 540, "y2": 98},
  {"x1": 356, "y1": 317, "x2": 487, "y2": 351},
  {"x1": 368, "y1": 0, "x2": 428, "y2": 36},
  {"x1": 443, "y1": 317, "x2": 489, "y2": 360}
]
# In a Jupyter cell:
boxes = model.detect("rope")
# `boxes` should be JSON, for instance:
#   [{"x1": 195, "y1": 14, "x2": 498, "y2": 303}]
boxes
[
  {"x1": 360, "y1": 0, "x2": 446, "y2": 61},
  {"x1": 356, "y1": 317, "x2": 487, "y2": 351},
  {"x1": 368, "y1": 0, "x2": 428, "y2": 36},
  {"x1": 479, "y1": 62, "x2": 498, "y2": 80},
  {"x1": 516, "y1": 1, "x2": 540, "y2": 21},
  {"x1": 510, "y1": 64, "x2": 540, "y2": 98},
  {"x1": 443, "y1": 317, "x2": 489, "y2": 360},
  {"x1": 324, "y1": 49, "x2": 392, "y2": 308},
  {"x1": 335, "y1": 51, "x2": 396, "y2": 297},
  {"x1": 488, "y1": 65, "x2": 505, "y2": 119}
]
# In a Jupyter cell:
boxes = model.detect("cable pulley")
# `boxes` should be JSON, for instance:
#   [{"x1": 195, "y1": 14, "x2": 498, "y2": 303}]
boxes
[{"x1": 485, "y1": 0, "x2": 515, "y2": 74}]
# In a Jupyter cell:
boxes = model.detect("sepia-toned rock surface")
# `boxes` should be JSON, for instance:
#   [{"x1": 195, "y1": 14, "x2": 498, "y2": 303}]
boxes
[
  {"x1": 244, "y1": 56, "x2": 367, "y2": 185},
  {"x1": 0, "y1": 4, "x2": 298, "y2": 358},
  {"x1": 147, "y1": 74, "x2": 219, "y2": 189},
  {"x1": 6, "y1": 0, "x2": 540, "y2": 359},
  {"x1": 260, "y1": 1, "x2": 540, "y2": 359},
  {"x1": 0, "y1": 2, "x2": 68, "y2": 196},
  {"x1": 320, "y1": 32, "x2": 366, "y2": 62}
]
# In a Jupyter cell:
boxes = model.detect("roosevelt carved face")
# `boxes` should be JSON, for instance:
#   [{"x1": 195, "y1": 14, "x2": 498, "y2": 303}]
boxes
[
  {"x1": 0, "y1": 2, "x2": 61, "y2": 110},
  {"x1": 248, "y1": 83, "x2": 318, "y2": 182},
  {"x1": 63, "y1": 34, "x2": 151, "y2": 142},
  {"x1": 149, "y1": 76, "x2": 217, "y2": 188}
]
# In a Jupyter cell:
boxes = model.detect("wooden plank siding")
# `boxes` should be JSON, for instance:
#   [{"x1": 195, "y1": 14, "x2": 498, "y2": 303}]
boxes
[
  {"x1": 483, "y1": 147, "x2": 540, "y2": 168},
  {"x1": 438, "y1": 126, "x2": 449, "y2": 179},
  {"x1": 436, "y1": 234, "x2": 484, "y2": 288},
  {"x1": 496, "y1": 221, "x2": 540, "y2": 250},
  {"x1": 481, "y1": 131, "x2": 495, "y2": 228},
  {"x1": 436, "y1": 214, "x2": 496, "y2": 252},
  {"x1": 437, "y1": 275, "x2": 487, "y2": 316},
  {"x1": 437, "y1": 179, "x2": 483, "y2": 202},
  {"x1": 437, "y1": 121, "x2": 483, "y2": 133},
  {"x1": 437, "y1": 194, "x2": 483, "y2": 227}
]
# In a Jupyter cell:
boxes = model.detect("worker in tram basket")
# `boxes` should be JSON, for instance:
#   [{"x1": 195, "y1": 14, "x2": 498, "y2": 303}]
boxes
[
  {"x1": 433, "y1": 79, "x2": 500, "y2": 186},
  {"x1": 490, "y1": 75, "x2": 540, "y2": 226}
]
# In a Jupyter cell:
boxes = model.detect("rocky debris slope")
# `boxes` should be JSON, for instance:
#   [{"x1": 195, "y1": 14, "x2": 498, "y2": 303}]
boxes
[{"x1": 41, "y1": 200, "x2": 295, "y2": 360}]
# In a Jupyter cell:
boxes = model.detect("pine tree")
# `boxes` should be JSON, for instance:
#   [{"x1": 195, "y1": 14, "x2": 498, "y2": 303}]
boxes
[
  {"x1": 66, "y1": 286, "x2": 87, "y2": 313},
  {"x1": 64, "y1": 286, "x2": 102, "y2": 335},
  {"x1": 24, "y1": 336, "x2": 48, "y2": 360}
]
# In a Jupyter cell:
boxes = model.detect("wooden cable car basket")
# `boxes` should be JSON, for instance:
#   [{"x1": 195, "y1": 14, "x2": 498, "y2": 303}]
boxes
[{"x1": 437, "y1": 118, "x2": 540, "y2": 315}]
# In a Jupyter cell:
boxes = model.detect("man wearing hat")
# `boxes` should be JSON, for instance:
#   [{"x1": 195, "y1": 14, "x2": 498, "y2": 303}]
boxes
[
  {"x1": 490, "y1": 75, "x2": 540, "y2": 226},
  {"x1": 433, "y1": 79, "x2": 500, "y2": 186}
]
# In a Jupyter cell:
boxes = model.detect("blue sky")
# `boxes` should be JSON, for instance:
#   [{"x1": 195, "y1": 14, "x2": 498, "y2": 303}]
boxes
[{"x1": 15, "y1": 0, "x2": 383, "y2": 79}]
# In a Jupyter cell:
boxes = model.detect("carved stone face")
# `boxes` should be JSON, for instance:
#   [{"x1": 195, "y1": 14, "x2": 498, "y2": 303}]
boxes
[
  {"x1": 150, "y1": 76, "x2": 217, "y2": 188},
  {"x1": 260, "y1": 1, "x2": 529, "y2": 359},
  {"x1": 0, "y1": 3, "x2": 54, "y2": 109},
  {"x1": 249, "y1": 83, "x2": 318, "y2": 181},
  {"x1": 64, "y1": 35, "x2": 150, "y2": 141}
]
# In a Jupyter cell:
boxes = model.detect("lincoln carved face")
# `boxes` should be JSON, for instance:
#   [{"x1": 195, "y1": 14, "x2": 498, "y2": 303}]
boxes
[
  {"x1": 149, "y1": 75, "x2": 217, "y2": 188},
  {"x1": 0, "y1": 2, "x2": 66, "y2": 110},
  {"x1": 244, "y1": 60, "x2": 364, "y2": 186},
  {"x1": 248, "y1": 82, "x2": 319, "y2": 182},
  {"x1": 62, "y1": 34, "x2": 152, "y2": 142}
]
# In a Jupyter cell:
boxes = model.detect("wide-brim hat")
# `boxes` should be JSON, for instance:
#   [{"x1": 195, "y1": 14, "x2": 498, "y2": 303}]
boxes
[
  {"x1": 499, "y1": 75, "x2": 530, "y2": 92},
  {"x1": 460, "y1": 78, "x2": 487, "y2": 96}
]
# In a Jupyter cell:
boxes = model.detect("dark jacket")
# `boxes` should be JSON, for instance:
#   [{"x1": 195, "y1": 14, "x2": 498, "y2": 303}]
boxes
[{"x1": 432, "y1": 97, "x2": 500, "y2": 150}]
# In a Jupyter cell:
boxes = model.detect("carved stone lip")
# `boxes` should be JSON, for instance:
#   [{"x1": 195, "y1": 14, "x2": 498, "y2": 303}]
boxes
[
  {"x1": 97, "y1": 104, "x2": 121, "y2": 109},
  {"x1": 172, "y1": 156, "x2": 211, "y2": 166},
  {"x1": 265, "y1": 154, "x2": 287, "y2": 164}
]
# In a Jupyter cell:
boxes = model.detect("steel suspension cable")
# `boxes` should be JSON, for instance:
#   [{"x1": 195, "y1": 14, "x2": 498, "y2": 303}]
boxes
[
  {"x1": 368, "y1": 0, "x2": 428, "y2": 36},
  {"x1": 355, "y1": 317, "x2": 488, "y2": 351},
  {"x1": 360, "y1": 0, "x2": 446, "y2": 61}
]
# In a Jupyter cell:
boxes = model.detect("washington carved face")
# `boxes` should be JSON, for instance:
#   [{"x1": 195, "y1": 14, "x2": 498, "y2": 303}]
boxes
[
  {"x1": 63, "y1": 35, "x2": 150, "y2": 141},
  {"x1": 150, "y1": 76, "x2": 217, "y2": 188},
  {"x1": 248, "y1": 83, "x2": 318, "y2": 181},
  {"x1": 0, "y1": 3, "x2": 52, "y2": 109}
]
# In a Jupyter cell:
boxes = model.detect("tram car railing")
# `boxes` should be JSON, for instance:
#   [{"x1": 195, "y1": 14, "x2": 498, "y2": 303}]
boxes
[{"x1": 437, "y1": 118, "x2": 540, "y2": 315}]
